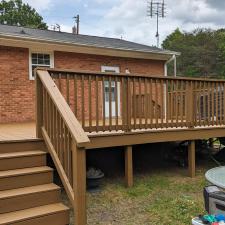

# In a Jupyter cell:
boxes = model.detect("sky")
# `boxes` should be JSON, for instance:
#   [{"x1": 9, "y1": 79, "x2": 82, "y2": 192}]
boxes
[{"x1": 23, "y1": 0, "x2": 225, "y2": 47}]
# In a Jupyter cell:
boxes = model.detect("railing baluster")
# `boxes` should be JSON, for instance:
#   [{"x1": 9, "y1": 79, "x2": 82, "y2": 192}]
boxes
[
  {"x1": 66, "y1": 74, "x2": 70, "y2": 105},
  {"x1": 88, "y1": 75, "x2": 92, "y2": 132},
  {"x1": 180, "y1": 81, "x2": 184, "y2": 127},
  {"x1": 175, "y1": 80, "x2": 178, "y2": 127},
  {"x1": 216, "y1": 82, "x2": 219, "y2": 125},
  {"x1": 165, "y1": 79, "x2": 169, "y2": 128},
  {"x1": 220, "y1": 82, "x2": 223, "y2": 125},
  {"x1": 223, "y1": 83, "x2": 225, "y2": 125},
  {"x1": 207, "y1": 81, "x2": 210, "y2": 125},
  {"x1": 138, "y1": 77, "x2": 142, "y2": 129},
  {"x1": 170, "y1": 80, "x2": 174, "y2": 127},
  {"x1": 133, "y1": 78, "x2": 137, "y2": 129},
  {"x1": 212, "y1": 82, "x2": 215, "y2": 126},
  {"x1": 149, "y1": 78, "x2": 153, "y2": 128},
  {"x1": 58, "y1": 73, "x2": 62, "y2": 92},
  {"x1": 109, "y1": 76, "x2": 112, "y2": 131},
  {"x1": 74, "y1": 75, "x2": 77, "y2": 117},
  {"x1": 96, "y1": 75, "x2": 99, "y2": 132},
  {"x1": 102, "y1": 76, "x2": 106, "y2": 131},
  {"x1": 115, "y1": 76, "x2": 119, "y2": 130},
  {"x1": 144, "y1": 78, "x2": 148, "y2": 129},
  {"x1": 203, "y1": 81, "x2": 206, "y2": 126},
  {"x1": 160, "y1": 79, "x2": 164, "y2": 128},
  {"x1": 81, "y1": 75, "x2": 85, "y2": 128},
  {"x1": 155, "y1": 79, "x2": 159, "y2": 128},
  {"x1": 127, "y1": 77, "x2": 131, "y2": 131},
  {"x1": 198, "y1": 82, "x2": 202, "y2": 127}
]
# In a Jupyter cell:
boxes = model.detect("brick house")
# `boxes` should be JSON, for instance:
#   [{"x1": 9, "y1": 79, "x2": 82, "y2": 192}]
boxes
[{"x1": 0, "y1": 24, "x2": 178, "y2": 123}]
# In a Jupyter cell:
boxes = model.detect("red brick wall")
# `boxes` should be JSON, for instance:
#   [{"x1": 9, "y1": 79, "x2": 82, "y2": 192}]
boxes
[
  {"x1": 54, "y1": 51, "x2": 165, "y2": 75},
  {"x1": 0, "y1": 47, "x2": 165, "y2": 123},
  {"x1": 0, "y1": 46, "x2": 35, "y2": 123}
]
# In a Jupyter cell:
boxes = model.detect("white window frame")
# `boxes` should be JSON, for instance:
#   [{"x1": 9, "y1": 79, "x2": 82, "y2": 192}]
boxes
[
  {"x1": 29, "y1": 49, "x2": 54, "y2": 80},
  {"x1": 101, "y1": 66, "x2": 120, "y2": 74}
]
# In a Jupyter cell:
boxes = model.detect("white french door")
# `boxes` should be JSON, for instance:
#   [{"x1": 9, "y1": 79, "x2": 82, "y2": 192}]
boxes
[{"x1": 101, "y1": 66, "x2": 120, "y2": 118}]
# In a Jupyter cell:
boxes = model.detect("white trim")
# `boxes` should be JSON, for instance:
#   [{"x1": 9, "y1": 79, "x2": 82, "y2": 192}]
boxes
[{"x1": 29, "y1": 49, "x2": 54, "y2": 80}]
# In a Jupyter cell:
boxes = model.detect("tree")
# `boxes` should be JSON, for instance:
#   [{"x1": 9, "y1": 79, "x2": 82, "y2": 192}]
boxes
[
  {"x1": 0, "y1": 0, "x2": 47, "y2": 29},
  {"x1": 162, "y1": 28, "x2": 225, "y2": 78}
]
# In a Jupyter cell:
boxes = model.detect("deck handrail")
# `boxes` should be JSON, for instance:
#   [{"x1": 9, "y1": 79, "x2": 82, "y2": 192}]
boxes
[
  {"x1": 45, "y1": 67, "x2": 225, "y2": 82},
  {"x1": 36, "y1": 69, "x2": 89, "y2": 225},
  {"x1": 37, "y1": 68, "x2": 225, "y2": 134}
]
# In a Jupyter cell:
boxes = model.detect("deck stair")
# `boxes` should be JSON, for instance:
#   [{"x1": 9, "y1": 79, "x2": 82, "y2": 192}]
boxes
[{"x1": 0, "y1": 149, "x2": 70, "y2": 225}]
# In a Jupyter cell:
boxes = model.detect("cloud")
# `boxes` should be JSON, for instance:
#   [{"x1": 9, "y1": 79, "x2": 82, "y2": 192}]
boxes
[
  {"x1": 21, "y1": 0, "x2": 225, "y2": 46},
  {"x1": 205, "y1": 0, "x2": 225, "y2": 10},
  {"x1": 23, "y1": 0, "x2": 53, "y2": 11}
]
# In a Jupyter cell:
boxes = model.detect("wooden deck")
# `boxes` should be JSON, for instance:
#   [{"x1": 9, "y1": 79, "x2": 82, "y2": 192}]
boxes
[
  {"x1": 0, "y1": 122, "x2": 36, "y2": 142},
  {"x1": 2, "y1": 68, "x2": 225, "y2": 225}
]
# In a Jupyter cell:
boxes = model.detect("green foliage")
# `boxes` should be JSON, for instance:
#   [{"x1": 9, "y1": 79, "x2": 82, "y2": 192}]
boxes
[
  {"x1": 163, "y1": 28, "x2": 225, "y2": 78},
  {"x1": 0, "y1": 0, "x2": 47, "y2": 29}
]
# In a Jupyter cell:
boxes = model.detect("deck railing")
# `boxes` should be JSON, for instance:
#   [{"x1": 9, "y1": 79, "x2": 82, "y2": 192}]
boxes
[
  {"x1": 36, "y1": 69, "x2": 90, "y2": 225},
  {"x1": 46, "y1": 68, "x2": 225, "y2": 133}
]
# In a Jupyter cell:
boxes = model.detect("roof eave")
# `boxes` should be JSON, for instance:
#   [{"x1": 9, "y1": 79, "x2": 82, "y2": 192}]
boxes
[{"x1": 0, "y1": 33, "x2": 180, "y2": 60}]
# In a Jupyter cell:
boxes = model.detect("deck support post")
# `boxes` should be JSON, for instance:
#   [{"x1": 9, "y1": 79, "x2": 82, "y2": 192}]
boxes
[
  {"x1": 72, "y1": 140, "x2": 87, "y2": 225},
  {"x1": 125, "y1": 145, "x2": 133, "y2": 188},
  {"x1": 36, "y1": 74, "x2": 44, "y2": 138},
  {"x1": 188, "y1": 140, "x2": 195, "y2": 178}
]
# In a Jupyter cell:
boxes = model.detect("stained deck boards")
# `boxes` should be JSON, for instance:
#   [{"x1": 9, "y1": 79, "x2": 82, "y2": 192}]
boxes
[
  {"x1": 1, "y1": 121, "x2": 225, "y2": 144},
  {"x1": 0, "y1": 122, "x2": 36, "y2": 142}
]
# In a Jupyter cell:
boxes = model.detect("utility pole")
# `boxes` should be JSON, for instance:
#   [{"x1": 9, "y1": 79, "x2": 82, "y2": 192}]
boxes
[
  {"x1": 147, "y1": 0, "x2": 166, "y2": 47},
  {"x1": 73, "y1": 15, "x2": 80, "y2": 34}
]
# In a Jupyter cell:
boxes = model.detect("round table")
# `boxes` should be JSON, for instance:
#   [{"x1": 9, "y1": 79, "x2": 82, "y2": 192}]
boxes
[{"x1": 205, "y1": 166, "x2": 225, "y2": 189}]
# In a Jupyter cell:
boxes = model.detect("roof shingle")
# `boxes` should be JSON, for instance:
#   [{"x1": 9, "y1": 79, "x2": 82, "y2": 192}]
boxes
[{"x1": 0, "y1": 24, "x2": 178, "y2": 55}]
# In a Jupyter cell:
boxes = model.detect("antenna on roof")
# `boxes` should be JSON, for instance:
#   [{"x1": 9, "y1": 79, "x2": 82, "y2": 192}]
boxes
[
  {"x1": 147, "y1": 0, "x2": 166, "y2": 47},
  {"x1": 73, "y1": 15, "x2": 80, "y2": 35}
]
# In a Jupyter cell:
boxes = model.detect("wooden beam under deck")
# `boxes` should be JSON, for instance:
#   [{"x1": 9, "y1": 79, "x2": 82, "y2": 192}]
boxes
[{"x1": 87, "y1": 126, "x2": 225, "y2": 149}]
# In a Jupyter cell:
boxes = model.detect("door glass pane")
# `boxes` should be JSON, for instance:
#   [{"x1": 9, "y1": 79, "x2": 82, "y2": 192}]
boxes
[{"x1": 104, "y1": 81, "x2": 116, "y2": 102}]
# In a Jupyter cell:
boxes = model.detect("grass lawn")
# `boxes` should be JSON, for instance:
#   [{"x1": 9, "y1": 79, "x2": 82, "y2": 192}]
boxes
[{"x1": 86, "y1": 163, "x2": 214, "y2": 225}]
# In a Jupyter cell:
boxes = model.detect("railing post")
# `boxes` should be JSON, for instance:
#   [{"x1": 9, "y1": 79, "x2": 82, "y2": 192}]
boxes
[
  {"x1": 36, "y1": 72, "x2": 44, "y2": 138},
  {"x1": 72, "y1": 139, "x2": 87, "y2": 225},
  {"x1": 186, "y1": 81, "x2": 194, "y2": 128}
]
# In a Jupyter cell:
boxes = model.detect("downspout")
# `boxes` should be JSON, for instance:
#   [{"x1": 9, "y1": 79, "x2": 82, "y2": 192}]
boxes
[
  {"x1": 164, "y1": 54, "x2": 176, "y2": 119},
  {"x1": 164, "y1": 54, "x2": 176, "y2": 77}
]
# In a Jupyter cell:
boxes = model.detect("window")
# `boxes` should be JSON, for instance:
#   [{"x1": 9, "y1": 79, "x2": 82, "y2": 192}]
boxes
[{"x1": 29, "y1": 52, "x2": 54, "y2": 80}]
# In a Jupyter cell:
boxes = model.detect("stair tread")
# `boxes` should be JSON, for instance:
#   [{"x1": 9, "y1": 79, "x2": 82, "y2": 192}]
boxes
[
  {"x1": 0, "y1": 203, "x2": 69, "y2": 224},
  {"x1": 0, "y1": 183, "x2": 60, "y2": 199},
  {"x1": 0, "y1": 150, "x2": 46, "y2": 159},
  {"x1": 0, "y1": 166, "x2": 53, "y2": 178}
]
